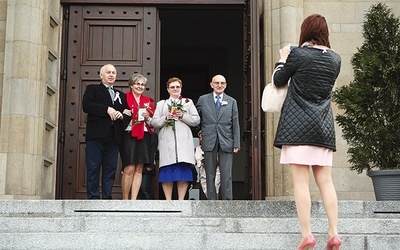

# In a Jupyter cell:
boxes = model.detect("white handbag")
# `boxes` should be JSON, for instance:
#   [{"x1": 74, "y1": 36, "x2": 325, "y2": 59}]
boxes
[{"x1": 261, "y1": 70, "x2": 288, "y2": 113}]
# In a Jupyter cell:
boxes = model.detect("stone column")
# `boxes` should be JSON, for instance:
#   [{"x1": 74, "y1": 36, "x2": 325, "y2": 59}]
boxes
[
  {"x1": 0, "y1": 0, "x2": 62, "y2": 199},
  {"x1": 263, "y1": 0, "x2": 303, "y2": 199}
]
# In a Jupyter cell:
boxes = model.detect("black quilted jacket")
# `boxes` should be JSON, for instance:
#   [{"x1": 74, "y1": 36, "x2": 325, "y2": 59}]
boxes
[{"x1": 273, "y1": 46, "x2": 341, "y2": 151}]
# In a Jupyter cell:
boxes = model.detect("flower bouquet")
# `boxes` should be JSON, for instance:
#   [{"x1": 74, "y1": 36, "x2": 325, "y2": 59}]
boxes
[{"x1": 164, "y1": 96, "x2": 190, "y2": 131}]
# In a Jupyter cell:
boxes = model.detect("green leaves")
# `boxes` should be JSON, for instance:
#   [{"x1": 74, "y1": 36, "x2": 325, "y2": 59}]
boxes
[
  {"x1": 164, "y1": 118, "x2": 176, "y2": 131},
  {"x1": 163, "y1": 96, "x2": 189, "y2": 131},
  {"x1": 333, "y1": 3, "x2": 400, "y2": 173}
]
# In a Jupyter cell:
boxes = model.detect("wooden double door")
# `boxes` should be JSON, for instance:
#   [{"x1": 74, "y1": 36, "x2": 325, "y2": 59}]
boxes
[{"x1": 57, "y1": 1, "x2": 263, "y2": 199}]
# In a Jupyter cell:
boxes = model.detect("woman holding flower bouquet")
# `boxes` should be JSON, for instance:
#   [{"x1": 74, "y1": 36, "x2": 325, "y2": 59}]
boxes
[
  {"x1": 150, "y1": 77, "x2": 200, "y2": 200},
  {"x1": 120, "y1": 73, "x2": 155, "y2": 200}
]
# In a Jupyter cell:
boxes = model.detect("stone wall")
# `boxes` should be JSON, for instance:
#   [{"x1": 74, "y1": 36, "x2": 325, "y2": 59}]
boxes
[
  {"x1": 0, "y1": 0, "x2": 62, "y2": 199},
  {"x1": 262, "y1": 0, "x2": 400, "y2": 200},
  {"x1": 1, "y1": 0, "x2": 399, "y2": 200},
  {"x1": 0, "y1": 0, "x2": 7, "y2": 197}
]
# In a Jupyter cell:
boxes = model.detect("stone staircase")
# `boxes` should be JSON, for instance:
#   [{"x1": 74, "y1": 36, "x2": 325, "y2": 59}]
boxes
[{"x1": 0, "y1": 200, "x2": 399, "y2": 249}]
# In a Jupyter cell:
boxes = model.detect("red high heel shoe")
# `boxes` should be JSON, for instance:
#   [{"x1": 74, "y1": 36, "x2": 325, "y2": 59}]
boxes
[
  {"x1": 298, "y1": 234, "x2": 316, "y2": 250},
  {"x1": 326, "y1": 235, "x2": 342, "y2": 250}
]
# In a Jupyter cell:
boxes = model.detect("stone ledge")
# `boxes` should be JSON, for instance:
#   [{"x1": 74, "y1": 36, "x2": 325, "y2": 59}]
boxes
[{"x1": 0, "y1": 200, "x2": 399, "y2": 218}]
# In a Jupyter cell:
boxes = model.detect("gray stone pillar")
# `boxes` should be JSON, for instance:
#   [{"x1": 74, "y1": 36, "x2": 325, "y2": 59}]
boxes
[
  {"x1": 0, "y1": 0, "x2": 62, "y2": 199},
  {"x1": 264, "y1": 0, "x2": 302, "y2": 199}
]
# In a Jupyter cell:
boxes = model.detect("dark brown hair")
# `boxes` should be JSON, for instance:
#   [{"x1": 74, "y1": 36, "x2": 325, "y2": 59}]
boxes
[
  {"x1": 166, "y1": 77, "x2": 182, "y2": 88},
  {"x1": 299, "y1": 14, "x2": 331, "y2": 48}
]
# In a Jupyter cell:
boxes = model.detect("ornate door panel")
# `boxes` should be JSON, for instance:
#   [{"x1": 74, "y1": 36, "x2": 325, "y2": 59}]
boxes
[
  {"x1": 242, "y1": 0, "x2": 264, "y2": 199},
  {"x1": 59, "y1": 5, "x2": 158, "y2": 199}
]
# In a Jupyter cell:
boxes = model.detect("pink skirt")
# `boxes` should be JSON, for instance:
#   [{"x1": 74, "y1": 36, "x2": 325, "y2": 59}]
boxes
[{"x1": 280, "y1": 145, "x2": 333, "y2": 167}]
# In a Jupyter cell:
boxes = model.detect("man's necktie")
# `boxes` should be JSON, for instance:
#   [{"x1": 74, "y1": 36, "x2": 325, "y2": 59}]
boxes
[
  {"x1": 107, "y1": 87, "x2": 115, "y2": 104},
  {"x1": 216, "y1": 95, "x2": 221, "y2": 108}
]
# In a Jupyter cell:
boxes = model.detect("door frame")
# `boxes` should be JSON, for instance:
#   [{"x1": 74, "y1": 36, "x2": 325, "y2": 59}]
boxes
[
  {"x1": 57, "y1": 0, "x2": 263, "y2": 199},
  {"x1": 60, "y1": 0, "x2": 245, "y2": 4},
  {"x1": 242, "y1": 0, "x2": 263, "y2": 199},
  {"x1": 248, "y1": 0, "x2": 263, "y2": 200}
]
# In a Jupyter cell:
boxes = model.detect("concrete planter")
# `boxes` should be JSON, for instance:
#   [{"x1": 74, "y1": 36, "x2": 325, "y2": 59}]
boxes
[{"x1": 368, "y1": 170, "x2": 400, "y2": 201}]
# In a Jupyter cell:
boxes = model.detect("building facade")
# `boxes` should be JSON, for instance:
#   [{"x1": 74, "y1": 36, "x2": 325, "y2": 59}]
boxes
[{"x1": 0, "y1": 0, "x2": 399, "y2": 200}]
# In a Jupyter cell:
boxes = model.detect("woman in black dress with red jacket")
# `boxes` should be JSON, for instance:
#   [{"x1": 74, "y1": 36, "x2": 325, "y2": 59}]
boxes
[{"x1": 120, "y1": 73, "x2": 155, "y2": 200}]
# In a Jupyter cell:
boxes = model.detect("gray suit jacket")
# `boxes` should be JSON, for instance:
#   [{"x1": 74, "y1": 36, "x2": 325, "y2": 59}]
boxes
[{"x1": 196, "y1": 93, "x2": 240, "y2": 152}]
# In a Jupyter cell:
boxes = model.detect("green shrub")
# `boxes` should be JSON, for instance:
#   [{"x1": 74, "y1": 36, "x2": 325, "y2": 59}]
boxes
[{"x1": 333, "y1": 3, "x2": 400, "y2": 173}]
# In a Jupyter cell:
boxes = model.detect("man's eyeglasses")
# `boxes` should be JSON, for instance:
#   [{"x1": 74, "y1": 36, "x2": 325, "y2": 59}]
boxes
[
  {"x1": 169, "y1": 85, "x2": 181, "y2": 89},
  {"x1": 212, "y1": 82, "x2": 227, "y2": 86}
]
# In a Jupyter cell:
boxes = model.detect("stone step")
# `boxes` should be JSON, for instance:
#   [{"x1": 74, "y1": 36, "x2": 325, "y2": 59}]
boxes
[
  {"x1": 1, "y1": 217, "x2": 399, "y2": 235},
  {"x1": 1, "y1": 200, "x2": 400, "y2": 218},
  {"x1": 0, "y1": 200, "x2": 399, "y2": 249},
  {"x1": 1, "y1": 232, "x2": 400, "y2": 249}
]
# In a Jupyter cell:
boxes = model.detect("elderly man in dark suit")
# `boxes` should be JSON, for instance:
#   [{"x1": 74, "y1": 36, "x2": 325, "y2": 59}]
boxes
[
  {"x1": 196, "y1": 74, "x2": 240, "y2": 200},
  {"x1": 82, "y1": 64, "x2": 129, "y2": 199}
]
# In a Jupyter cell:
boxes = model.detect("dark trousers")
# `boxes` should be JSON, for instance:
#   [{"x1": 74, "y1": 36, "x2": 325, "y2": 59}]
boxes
[
  {"x1": 138, "y1": 173, "x2": 154, "y2": 199},
  {"x1": 85, "y1": 137, "x2": 119, "y2": 199}
]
